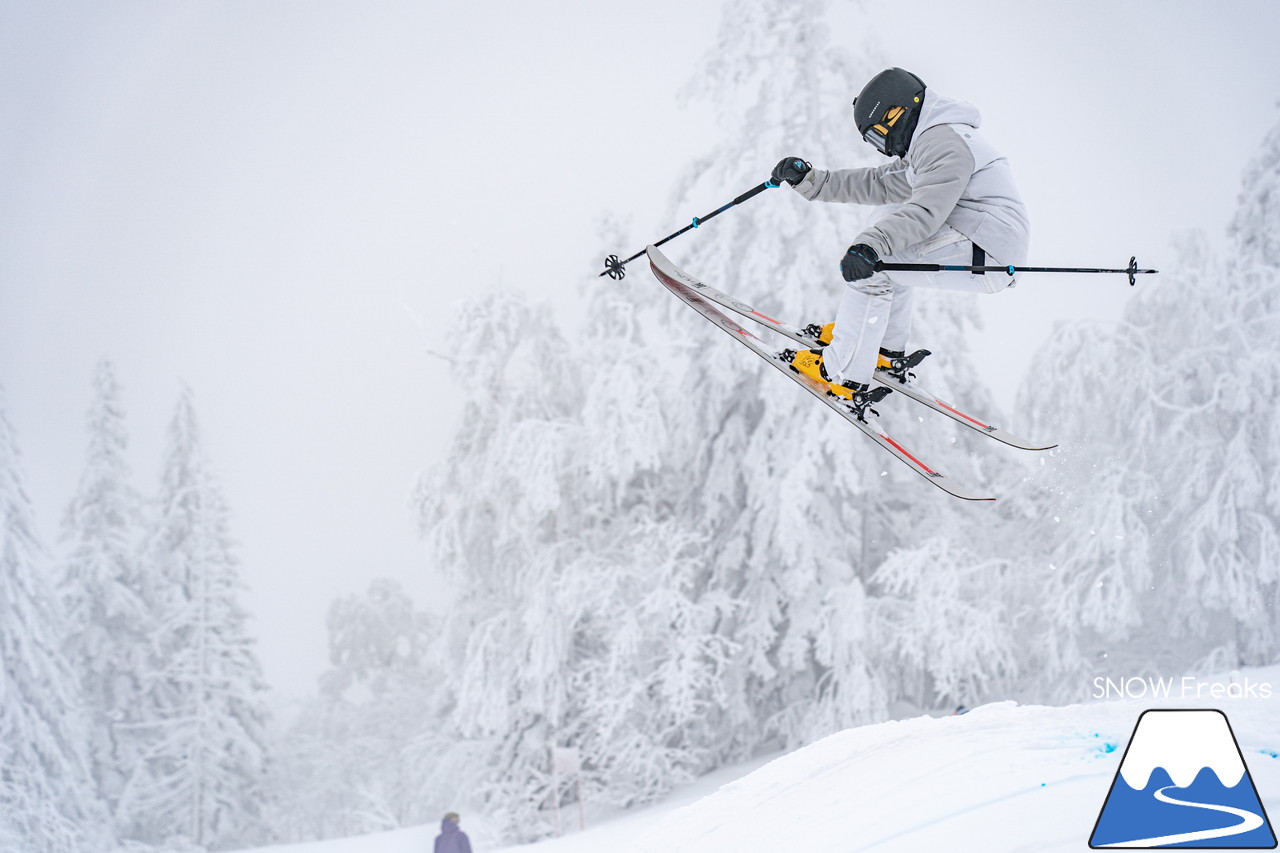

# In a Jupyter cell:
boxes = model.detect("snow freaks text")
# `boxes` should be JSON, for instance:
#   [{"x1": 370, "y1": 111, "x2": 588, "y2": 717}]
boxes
[{"x1": 1091, "y1": 676, "x2": 1275, "y2": 701}]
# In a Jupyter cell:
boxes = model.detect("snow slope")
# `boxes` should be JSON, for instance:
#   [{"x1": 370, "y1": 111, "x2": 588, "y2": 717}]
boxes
[
  {"x1": 626, "y1": 694, "x2": 1279, "y2": 852},
  {"x1": 238, "y1": 668, "x2": 1280, "y2": 853}
]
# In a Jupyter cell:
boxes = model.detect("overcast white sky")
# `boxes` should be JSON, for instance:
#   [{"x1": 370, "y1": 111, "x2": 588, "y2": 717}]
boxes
[{"x1": 3, "y1": 0, "x2": 1278, "y2": 701}]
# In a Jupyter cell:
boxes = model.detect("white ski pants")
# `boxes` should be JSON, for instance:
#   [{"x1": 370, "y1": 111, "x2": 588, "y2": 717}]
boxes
[{"x1": 823, "y1": 224, "x2": 1015, "y2": 385}]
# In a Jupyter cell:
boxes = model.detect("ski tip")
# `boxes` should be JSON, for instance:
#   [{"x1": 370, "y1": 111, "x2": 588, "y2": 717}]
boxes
[
  {"x1": 999, "y1": 439, "x2": 1058, "y2": 452},
  {"x1": 1006, "y1": 438, "x2": 1058, "y2": 452},
  {"x1": 931, "y1": 480, "x2": 997, "y2": 502},
  {"x1": 935, "y1": 480, "x2": 997, "y2": 502}
]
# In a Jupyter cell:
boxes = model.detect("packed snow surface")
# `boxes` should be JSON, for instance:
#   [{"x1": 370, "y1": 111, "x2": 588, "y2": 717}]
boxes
[{"x1": 237, "y1": 669, "x2": 1280, "y2": 853}]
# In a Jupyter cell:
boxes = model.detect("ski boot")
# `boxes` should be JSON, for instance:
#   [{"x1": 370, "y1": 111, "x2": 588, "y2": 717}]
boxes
[
  {"x1": 802, "y1": 321, "x2": 930, "y2": 386},
  {"x1": 876, "y1": 347, "x2": 932, "y2": 385},
  {"x1": 801, "y1": 321, "x2": 835, "y2": 346},
  {"x1": 780, "y1": 348, "x2": 892, "y2": 421}
]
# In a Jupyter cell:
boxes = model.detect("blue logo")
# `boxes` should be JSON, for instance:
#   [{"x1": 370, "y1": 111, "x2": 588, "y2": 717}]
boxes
[{"x1": 1090, "y1": 709, "x2": 1276, "y2": 848}]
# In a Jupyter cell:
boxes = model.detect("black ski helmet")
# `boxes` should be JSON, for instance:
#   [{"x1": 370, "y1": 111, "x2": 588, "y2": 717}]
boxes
[{"x1": 853, "y1": 68, "x2": 927, "y2": 158}]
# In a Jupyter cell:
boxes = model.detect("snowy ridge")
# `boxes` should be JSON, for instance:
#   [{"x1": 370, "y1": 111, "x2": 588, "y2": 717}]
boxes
[
  {"x1": 1116, "y1": 709, "x2": 1246, "y2": 790},
  {"x1": 232, "y1": 671, "x2": 1280, "y2": 853},
  {"x1": 618, "y1": 693, "x2": 1280, "y2": 853}
]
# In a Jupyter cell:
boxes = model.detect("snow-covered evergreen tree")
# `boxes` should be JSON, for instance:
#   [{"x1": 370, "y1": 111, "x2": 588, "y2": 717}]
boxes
[
  {"x1": 118, "y1": 388, "x2": 270, "y2": 851},
  {"x1": 322, "y1": 577, "x2": 434, "y2": 699},
  {"x1": 871, "y1": 537, "x2": 1021, "y2": 710},
  {"x1": 1011, "y1": 113, "x2": 1280, "y2": 693},
  {"x1": 632, "y1": 0, "x2": 1014, "y2": 742},
  {"x1": 0, "y1": 389, "x2": 111, "y2": 852},
  {"x1": 402, "y1": 0, "x2": 1046, "y2": 844},
  {"x1": 268, "y1": 579, "x2": 446, "y2": 841},
  {"x1": 415, "y1": 288, "x2": 733, "y2": 840},
  {"x1": 410, "y1": 2, "x2": 1026, "y2": 844},
  {"x1": 58, "y1": 358, "x2": 152, "y2": 817}
]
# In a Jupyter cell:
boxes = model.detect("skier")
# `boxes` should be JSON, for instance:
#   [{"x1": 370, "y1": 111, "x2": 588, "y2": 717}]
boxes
[
  {"x1": 771, "y1": 67, "x2": 1030, "y2": 414},
  {"x1": 434, "y1": 812, "x2": 473, "y2": 853}
]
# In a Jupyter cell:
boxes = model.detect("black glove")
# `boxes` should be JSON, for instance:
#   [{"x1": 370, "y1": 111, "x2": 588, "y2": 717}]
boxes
[
  {"x1": 841, "y1": 243, "x2": 880, "y2": 282},
  {"x1": 771, "y1": 157, "x2": 812, "y2": 186}
]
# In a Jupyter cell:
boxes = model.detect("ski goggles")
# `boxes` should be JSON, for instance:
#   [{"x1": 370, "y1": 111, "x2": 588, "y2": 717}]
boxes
[{"x1": 862, "y1": 105, "x2": 908, "y2": 154}]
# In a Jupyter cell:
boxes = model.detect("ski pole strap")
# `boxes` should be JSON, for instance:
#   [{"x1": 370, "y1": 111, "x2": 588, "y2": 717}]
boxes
[
  {"x1": 875, "y1": 255, "x2": 1157, "y2": 286},
  {"x1": 600, "y1": 179, "x2": 777, "y2": 279}
]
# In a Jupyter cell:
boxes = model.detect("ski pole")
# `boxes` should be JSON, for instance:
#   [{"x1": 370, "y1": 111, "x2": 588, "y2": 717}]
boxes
[
  {"x1": 878, "y1": 256, "x2": 1158, "y2": 286},
  {"x1": 600, "y1": 178, "x2": 779, "y2": 280}
]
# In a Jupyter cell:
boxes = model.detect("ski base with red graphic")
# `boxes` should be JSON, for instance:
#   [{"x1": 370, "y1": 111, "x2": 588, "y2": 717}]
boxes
[
  {"x1": 646, "y1": 245, "x2": 995, "y2": 501},
  {"x1": 643, "y1": 247, "x2": 1056, "y2": 452}
]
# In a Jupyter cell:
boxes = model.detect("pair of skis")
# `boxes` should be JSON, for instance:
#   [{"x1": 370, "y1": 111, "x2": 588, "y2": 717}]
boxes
[{"x1": 644, "y1": 244, "x2": 1056, "y2": 501}]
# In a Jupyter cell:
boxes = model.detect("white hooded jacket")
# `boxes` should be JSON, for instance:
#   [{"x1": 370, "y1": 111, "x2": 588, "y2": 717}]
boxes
[{"x1": 793, "y1": 90, "x2": 1030, "y2": 265}]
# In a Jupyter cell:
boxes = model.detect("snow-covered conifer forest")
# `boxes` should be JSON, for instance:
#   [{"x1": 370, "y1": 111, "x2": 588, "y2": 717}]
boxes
[
  {"x1": 3, "y1": 0, "x2": 1279, "y2": 850},
  {"x1": 2, "y1": 374, "x2": 269, "y2": 851}
]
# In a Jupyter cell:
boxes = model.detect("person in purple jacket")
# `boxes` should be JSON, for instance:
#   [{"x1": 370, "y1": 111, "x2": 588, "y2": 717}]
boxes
[{"x1": 434, "y1": 812, "x2": 472, "y2": 853}]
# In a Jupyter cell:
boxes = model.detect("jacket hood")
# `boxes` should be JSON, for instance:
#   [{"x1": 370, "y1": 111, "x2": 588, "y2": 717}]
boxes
[
  {"x1": 440, "y1": 819, "x2": 459, "y2": 833},
  {"x1": 913, "y1": 90, "x2": 983, "y2": 137}
]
